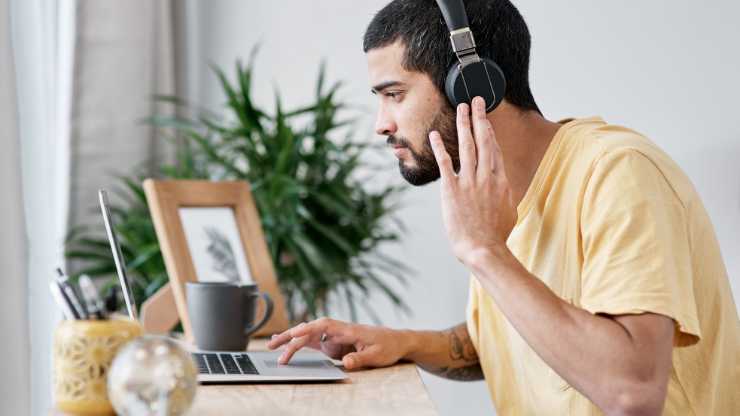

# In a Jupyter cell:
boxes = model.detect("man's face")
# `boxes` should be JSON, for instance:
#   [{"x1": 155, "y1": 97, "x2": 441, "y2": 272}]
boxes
[{"x1": 367, "y1": 41, "x2": 459, "y2": 186}]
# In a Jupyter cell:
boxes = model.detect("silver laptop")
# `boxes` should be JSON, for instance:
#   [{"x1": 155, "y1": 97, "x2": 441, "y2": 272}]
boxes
[{"x1": 98, "y1": 189, "x2": 347, "y2": 383}]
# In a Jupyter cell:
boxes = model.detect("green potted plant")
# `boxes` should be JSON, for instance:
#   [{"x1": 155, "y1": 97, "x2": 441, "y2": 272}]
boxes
[{"x1": 65, "y1": 56, "x2": 412, "y2": 323}]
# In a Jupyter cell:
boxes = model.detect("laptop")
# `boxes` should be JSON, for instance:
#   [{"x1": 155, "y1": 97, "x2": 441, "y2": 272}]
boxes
[{"x1": 98, "y1": 189, "x2": 347, "y2": 383}]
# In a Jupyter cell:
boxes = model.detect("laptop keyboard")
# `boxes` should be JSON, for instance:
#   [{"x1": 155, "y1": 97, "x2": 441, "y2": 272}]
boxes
[{"x1": 193, "y1": 353, "x2": 259, "y2": 375}]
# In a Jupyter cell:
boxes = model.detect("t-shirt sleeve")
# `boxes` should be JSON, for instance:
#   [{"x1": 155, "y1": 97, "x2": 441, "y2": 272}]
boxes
[{"x1": 580, "y1": 149, "x2": 700, "y2": 347}]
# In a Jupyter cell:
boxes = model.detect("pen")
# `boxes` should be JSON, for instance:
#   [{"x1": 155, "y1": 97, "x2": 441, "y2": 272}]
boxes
[
  {"x1": 49, "y1": 280, "x2": 78, "y2": 320},
  {"x1": 79, "y1": 274, "x2": 106, "y2": 319},
  {"x1": 56, "y1": 268, "x2": 88, "y2": 319}
]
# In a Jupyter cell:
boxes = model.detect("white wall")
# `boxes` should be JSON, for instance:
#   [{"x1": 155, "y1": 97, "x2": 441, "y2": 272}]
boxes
[{"x1": 187, "y1": 1, "x2": 740, "y2": 415}]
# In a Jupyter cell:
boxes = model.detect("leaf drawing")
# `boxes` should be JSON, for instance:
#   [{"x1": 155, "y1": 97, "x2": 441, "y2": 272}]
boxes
[{"x1": 204, "y1": 226, "x2": 240, "y2": 283}]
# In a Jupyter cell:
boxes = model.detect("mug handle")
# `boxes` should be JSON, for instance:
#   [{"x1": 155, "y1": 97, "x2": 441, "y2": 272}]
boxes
[{"x1": 244, "y1": 292, "x2": 274, "y2": 338}]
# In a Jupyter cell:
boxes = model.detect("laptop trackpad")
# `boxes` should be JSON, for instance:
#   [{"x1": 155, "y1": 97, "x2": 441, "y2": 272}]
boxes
[{"x1": 252, "y1": 351, "x2": 341, "y2": 377}]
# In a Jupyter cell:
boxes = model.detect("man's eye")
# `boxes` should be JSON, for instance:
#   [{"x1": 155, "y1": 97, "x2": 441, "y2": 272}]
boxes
[{"x1": 385, "y1": 91, "x2": 403, "y2": 100}]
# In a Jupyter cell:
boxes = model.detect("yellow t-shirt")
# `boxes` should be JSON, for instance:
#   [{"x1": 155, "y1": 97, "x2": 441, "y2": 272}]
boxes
[{"x1": 466, "y1": 117, "x2": 739, "y2": 415}]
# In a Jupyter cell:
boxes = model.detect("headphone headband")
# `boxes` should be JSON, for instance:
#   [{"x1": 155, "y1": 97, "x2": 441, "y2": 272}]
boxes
[{"x1": 435, "y1": 0, "x2": 469, "y2": 31}]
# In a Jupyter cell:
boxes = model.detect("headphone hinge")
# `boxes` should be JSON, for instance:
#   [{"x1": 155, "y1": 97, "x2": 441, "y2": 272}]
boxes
[{"x1": 449, "y1": 28, "x2": 481, "y2": 67}]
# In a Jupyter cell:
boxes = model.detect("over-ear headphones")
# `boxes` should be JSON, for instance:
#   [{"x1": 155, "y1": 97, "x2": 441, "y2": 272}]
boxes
[{"x1": 435, "y1": 0, "x2": 506, "y2": 112}]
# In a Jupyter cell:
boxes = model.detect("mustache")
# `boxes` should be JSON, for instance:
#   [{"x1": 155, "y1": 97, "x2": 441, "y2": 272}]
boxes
[{"x1": 386, "y1": 135, "x2": 411, "y2": 148}]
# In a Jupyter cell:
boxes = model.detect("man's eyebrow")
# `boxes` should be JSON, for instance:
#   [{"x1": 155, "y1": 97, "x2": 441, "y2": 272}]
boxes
[{"x1": 370, "y1": 80, "x2": 405, "y2": 95}]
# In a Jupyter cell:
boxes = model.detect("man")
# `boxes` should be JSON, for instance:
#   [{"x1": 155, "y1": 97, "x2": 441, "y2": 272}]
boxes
[{"x1": 268, "y1": 0, "x2": 740, "y2": 414}]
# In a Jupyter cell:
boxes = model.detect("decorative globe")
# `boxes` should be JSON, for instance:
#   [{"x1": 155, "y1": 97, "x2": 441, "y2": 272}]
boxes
[{"x1": 107, "y1": 335, "x2": 198, "y2": 415}]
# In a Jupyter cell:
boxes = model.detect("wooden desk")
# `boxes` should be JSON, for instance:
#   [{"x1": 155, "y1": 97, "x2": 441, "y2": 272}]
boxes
[
  {"x1": 190, "y1": 339, "x2": 438, "y2": 415},
  {"x1": 55, "y1": 338, "x2": 438, "y2": 415}
]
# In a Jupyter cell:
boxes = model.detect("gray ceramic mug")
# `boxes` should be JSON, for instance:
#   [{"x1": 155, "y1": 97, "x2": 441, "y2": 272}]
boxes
[{"x1": 186, "y1": 282, "x2": 274, "y2": 351}]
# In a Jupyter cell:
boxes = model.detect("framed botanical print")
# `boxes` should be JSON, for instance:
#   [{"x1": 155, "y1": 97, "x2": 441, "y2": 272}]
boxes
[{"x1": 141, "y1": 179, "x2": 289, "y2": 341}]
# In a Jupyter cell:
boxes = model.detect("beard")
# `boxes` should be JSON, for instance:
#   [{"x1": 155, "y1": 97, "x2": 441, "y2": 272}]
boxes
[{"x1": 387, "y1": 104, "x2": 460, "y2": 186}]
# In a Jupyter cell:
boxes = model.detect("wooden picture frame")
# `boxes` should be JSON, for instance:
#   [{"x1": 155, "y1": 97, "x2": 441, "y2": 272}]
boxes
[{"x1": 141, "y1": 179, "x2": 289, "y2": 341}]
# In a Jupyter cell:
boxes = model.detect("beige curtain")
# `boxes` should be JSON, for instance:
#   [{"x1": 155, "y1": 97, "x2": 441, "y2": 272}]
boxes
[{"x1": 69, "y1": 0, "x2": 179, "y2": 228}]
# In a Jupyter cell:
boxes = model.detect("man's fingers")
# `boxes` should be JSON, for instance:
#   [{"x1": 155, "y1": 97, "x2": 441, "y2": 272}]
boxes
[
  {"x1": 429, "y1": 131, "x2": 455, "y2": 182},
  {"x1": 342, "y1": 350, "x2": 370, "y2": 370},
  {"x1": 267, "y1": 320, "x2": 314, "y2": 349},
  {"x1": 456, "y1": 103, "x2": 476, "y2": 177},
  {"x1": 317, "y1": 329, "x2": 358, "y2": 346},
  {"x1": 278, "y1": 334, "x2": 312, "y2": 365},
  {"x1": 341, "y1": 345, "x2": 386, "y2": 370},
  {"x1": 471, "y1": 96, "x2": 494, "y2": 179},
  {"x1": 342, "y1": 352, "x2": 362, "y2": 370},
  {"x1": 269, "y1": 318, "x2": 359, "y2": 361},
  {"x1": 267, "y1": 326, "x2": 301, "y2": 349},
  {"x1": 289, "y1": 318, "x2": 355, "y2": 343},
  {"x1": 288, "y1": 319, "x2": 328, "y2": 338},
  {"x1": 269, "y1": 319, "x2": 331, "y2": 350}
]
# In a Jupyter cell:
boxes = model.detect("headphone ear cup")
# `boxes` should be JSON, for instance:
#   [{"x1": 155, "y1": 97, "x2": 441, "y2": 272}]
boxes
[
  {"x1": 445, "y1": 63, "x2": 464, "y2": 108},
  {"x1": 444, "y1": 57, "x2": 506, "y2": 113}
]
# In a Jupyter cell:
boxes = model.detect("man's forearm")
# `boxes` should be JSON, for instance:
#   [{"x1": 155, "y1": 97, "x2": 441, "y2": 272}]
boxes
[
  {"x1": 399, "y1": 323, "x2": 484, "y2": 381},
  {"x1": 466, "y1": 247, "x2": 673, "y2": 415}
]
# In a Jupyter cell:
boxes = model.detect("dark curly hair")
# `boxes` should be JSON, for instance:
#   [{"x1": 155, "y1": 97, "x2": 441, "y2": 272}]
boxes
[{"x1": 363, "y1": 0, "x2": 540, "y2": 113}]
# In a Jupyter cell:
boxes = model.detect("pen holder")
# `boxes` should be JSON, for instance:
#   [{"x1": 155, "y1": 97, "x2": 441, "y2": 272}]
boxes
[{"x1": 53, "y1": 318, "x2": 142, "y2": 415}]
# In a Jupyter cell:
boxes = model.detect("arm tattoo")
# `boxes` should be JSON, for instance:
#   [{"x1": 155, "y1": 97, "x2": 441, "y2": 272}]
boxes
[
  {"x1": 449, "y1": 325, "x2": 478, "y2": 363},
  {"x1": 423, "y1": 324, "x2": 485, "y2": 381},
  {"x1": 437, "y1": 364, "x2": 485, "y2": 381}
]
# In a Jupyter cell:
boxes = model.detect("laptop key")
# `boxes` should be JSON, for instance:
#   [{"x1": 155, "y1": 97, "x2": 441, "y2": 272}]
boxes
[
  {"x1": 192, "y1": 353, "x2": 210, "y2": 374},
  {"x1": 235, "y1": 354, "x2": 259, "y2": 375},
  {"x1": 220, "y1": 354, "x2": 242, "y2": 375},
  {"x1": 205, "y1": 353, "x2": 225, "y2": 374}
]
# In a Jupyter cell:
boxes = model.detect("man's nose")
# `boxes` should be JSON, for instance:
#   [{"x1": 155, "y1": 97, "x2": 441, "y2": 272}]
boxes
[{"x1": 374, "y1": 110, "x2": 397, "y2": 136}]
